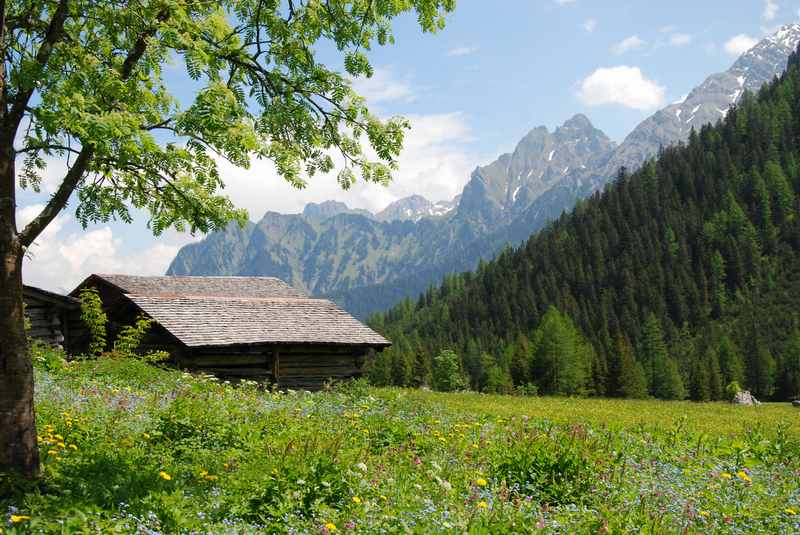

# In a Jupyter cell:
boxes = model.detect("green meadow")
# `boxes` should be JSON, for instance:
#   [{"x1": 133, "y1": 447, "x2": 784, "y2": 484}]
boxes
[{"x1": 2, "y1": 347, "x2": 799, "y2": 534}]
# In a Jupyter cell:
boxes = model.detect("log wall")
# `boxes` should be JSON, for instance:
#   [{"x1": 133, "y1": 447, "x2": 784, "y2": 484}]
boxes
[
  {"x1": 23, "y1": 292, "x2": 83, "y2": 352},
  {"x1": 181, "y1": 344, "x2": 367, "y2": 390}
]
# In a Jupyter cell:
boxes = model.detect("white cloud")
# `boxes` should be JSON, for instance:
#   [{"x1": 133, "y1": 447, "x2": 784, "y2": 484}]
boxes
[
  {"x1": 612, "y1": 35, "x2": 645, "y2": 54},
  {"x1": 216, "y1": 111, "x2": 478, "y2": 218},
  {"x1": 583, "y1": 19, "x2": 597, "y2": 33},
  {"x1": 447, "y1": 45, "x2": 479, "y2": 57},
  {"x1": 669, "y1": 33, "x2": 692, "y2": 46},
  {"x1": 724, "y1": 34, "x2": 758, "y2": 56},
  {"x1": 19, "y1": 213, "x2": 186, "y2": 293},
  {"x1": 577, "y1": 66, "x2": 666, "y2": 111},
  {"x1": 350, "y1": 67, "x2": 415, "y2": 105},
  {"x1": 763, "y1": 0, "x2": 779, "y2": 21}
]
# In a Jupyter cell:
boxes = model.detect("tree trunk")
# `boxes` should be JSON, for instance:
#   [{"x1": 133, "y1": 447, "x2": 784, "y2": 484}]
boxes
[{"x1": 0, "y1": 134, "x2": 39, "y2": 478}]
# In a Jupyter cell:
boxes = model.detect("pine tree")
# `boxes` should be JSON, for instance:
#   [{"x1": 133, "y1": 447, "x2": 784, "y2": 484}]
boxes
[
  {"x1": 640, "y1": 314, "x2": 669, "y2": 394},
  {"x1": 653, "y1": 356, "x2": 687, "y2": 400},
  {"x1": 779, "y1": 330, "x2": 800, "y2": 400},
  {"x1": 530, "y1": 307, "x2": 591, "y2": 395},
  {"x1": 748, "y1": 338, "x2": 776, "y2": 399},
  {"x1": 718, "y1": 335, "x2": 745, "y2": 386},
  {"x1": 689, "y1": 358, "x2": 711, "y2": 401},
  {"x1": 615, "y1": 335, "x2": 648, "y2": 398}
]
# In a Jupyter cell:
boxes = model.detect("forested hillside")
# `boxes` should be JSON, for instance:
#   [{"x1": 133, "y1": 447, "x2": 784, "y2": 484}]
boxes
[{"x1": 369, "y1": 45, "x2": 800, "y2": 402}]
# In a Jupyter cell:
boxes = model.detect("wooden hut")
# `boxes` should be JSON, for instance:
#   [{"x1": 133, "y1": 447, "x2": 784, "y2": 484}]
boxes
[
  {"x1": 70, "y1": 274, "x2": 391, "y2": 389},
  {"x1": 23, "y1": 285, "x2": 82, "y2": 351}
]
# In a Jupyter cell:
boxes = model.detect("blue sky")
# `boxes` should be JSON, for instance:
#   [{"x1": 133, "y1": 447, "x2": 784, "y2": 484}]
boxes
[{"x1": 17, "y1": 0, "x2": 800, "y2": 291}]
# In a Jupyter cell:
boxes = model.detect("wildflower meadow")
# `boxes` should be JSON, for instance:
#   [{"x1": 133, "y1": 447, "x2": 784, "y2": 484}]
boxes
[{"x1": 1, "y1": 345, "x2": 799, "y2": 534}]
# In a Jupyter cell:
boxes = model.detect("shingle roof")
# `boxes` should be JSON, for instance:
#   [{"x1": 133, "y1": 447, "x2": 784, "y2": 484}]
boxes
[
  {"x1": 128, "y1": 295, "x2": 390, "y2": 348},
  {"x1": 94, "y1": 274, "x2": 305, "y2": 299},
  {"x1": 81, "y1": 274, "x2": 389, "y2": 348}
]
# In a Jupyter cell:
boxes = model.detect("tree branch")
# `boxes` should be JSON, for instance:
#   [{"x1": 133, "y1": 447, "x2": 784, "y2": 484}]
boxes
[
  {"x1": 5, "y1": 0, "x2": 69, "y2": 134},
  {"x1": 18, "y1": 145, "x2": 93, "y2": 247},
  {"x1": 18, "y1": 8, "x2": 169, "y2": 246}
]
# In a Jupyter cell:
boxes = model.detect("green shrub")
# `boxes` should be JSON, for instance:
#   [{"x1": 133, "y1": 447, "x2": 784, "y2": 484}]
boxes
[
  {"x1": 79, "y1": 287, "x2": 108, "y2": 356},
  {"x1": 113, "y1": 315, "x2": 154, "y2": 355},
  {"x1": 726, "y1": 380, "x2": 742, "y2": 399},
  {"x1": 489, "y1": 431, "x2": 598, "y2": 505},
  {"x1": 431, "y1": 349, "x2": 467, "y2": 392}
]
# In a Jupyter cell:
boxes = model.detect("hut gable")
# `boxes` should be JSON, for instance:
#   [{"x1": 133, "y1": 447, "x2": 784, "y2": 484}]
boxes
[{"x1": 70, "y1": 274, "x2": 390, "y2": 388}]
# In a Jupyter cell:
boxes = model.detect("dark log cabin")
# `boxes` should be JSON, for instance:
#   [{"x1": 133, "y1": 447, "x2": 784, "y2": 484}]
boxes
[
  {"x1": 23, "y1": 285, "x2": 83, "y2": 351},
  {"x1": 70, "y1": 274, "x2": 391, "y2": 389}
]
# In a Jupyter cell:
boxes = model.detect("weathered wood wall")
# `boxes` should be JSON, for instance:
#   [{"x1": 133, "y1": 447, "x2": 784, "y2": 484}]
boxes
[
  {"x1": 180, "y1": 344, "x2": 366, "y2": 390},
  {"x1": 23, "y1": 290, "x2": 83, "y2": 352}
]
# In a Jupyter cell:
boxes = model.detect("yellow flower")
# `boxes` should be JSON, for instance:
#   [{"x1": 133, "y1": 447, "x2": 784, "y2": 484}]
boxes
[
  {"x1": 158, "y1": 471, "x2": 172, "y2": 481},
  {"x1": 352, "y1": 496, "x2": 362, "y2": 504},
  {"x1": 47, "y1": 449, "x2": 57, "y2": 455},
  {"x1": 477, "y1": 501, "x2": 489, "y2": 509},
  {"x1": 10, "y1": 515, "x2": 31, "y2": 523},
  {"x1": 475, "y1": 478, "x2": 488, "y2": 487},
  {"x1": 786, "y1": 508, "x2": 797, "y2": 516},
  {"x1": 143, "y1": 433, "x2": 151, "y2": 440},
  {"x1": 736, "y1": 470, "x2": 752, "y2": 483},
  {"x1": 325, "y1": 522, "x2": 337, "y2": 531},
  {"x1": 720, "y1": 472, "x2": 732, "y2": 480},
  {"x1": 379, "y1": 495, "x2": 388, "y2": 501},
  {"x1": 68, "y1": 444, "x2": 78, "y2": 451},
  {"x1": 700, "y1": 511, "x2": 710, "y2": 517}
]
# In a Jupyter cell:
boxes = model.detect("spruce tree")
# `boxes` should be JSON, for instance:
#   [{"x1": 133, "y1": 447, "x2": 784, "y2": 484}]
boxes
[{"x1": 616, "y1": 335, "x2": 649, "y2": 399}]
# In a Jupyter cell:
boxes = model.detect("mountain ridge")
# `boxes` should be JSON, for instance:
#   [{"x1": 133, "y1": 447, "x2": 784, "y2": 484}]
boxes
[{"x1": 167, "y1": 25, "x2": 800, "y2": 318}]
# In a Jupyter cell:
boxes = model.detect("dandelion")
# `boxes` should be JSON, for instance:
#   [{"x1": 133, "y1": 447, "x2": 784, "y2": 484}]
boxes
[
  {"x1": 68, "y1": 444, "x2": 78, "y2": 451},
  {"x1": 351, "y1": 496, "x2": 362, "y2": 504},
  {"x1": 379, "y1": 495, "x2": 388, "y2": 501},
  {"x1": 720, "y1": 472, "x2": 732, "y2": 480},
  {"x1": 47, "y1": 449, "x2": 57, "y2": 455},
  {"x1": 736, "y1": 470, "x2": 752, "y2": 483},
  {"x1": 159, "y1": 471, "x2": 172, "y2": 481},
  {"x1": 475, "y1": 478, "x2": 488, "y2": 487},
  {"x1": 324, "y1": 522, "x2": 337, "y2": 532},
  {"x1": 477, "y1": 501, "x2": 488, "y2": 509},
  {"x1": 700, "y1": 511, "x2": 710, "y2": 517},
  {"x1": 786, "y1": 508, "x2": 797, "y2": 516},
  {"x1": 10, "y1": 515, "x2": 31, "y2": 523}
]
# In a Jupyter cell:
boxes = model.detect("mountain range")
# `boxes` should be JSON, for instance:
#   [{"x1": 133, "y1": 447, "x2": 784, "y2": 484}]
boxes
[
  {"x1": 371, "y1": 37, "x2": 800, "y2": 401},
  {"x1": 167, "y1": 24, "x2": 800, "y2": 318}
]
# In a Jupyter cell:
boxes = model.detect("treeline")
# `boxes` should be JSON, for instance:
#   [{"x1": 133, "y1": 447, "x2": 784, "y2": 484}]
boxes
[{"x1": 367, "y1": 45, "x2": 800, "y2": 401}]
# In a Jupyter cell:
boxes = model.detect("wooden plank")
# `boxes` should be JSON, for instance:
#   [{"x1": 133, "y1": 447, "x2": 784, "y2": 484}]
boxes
[
  {"x1": 188, "y1": 354, "x2": 270, "y2": 367},
  {"x1": 279, "y1": 357, "x2": 358, "y2": 367},
  {"x1": 193, "y1": 366, "x2": 273, "y2": 376}
]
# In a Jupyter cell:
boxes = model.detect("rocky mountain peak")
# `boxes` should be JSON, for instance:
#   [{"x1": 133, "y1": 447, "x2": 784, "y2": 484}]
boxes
[
  {"x1": 457, "y1": 114, "x2": 615, "y2": 224},
  {"x1": 377, "y1": 194, "x2": 458, "y2": 222},
  {"x1": 302, "y1": 200, "x2": 373, "y2": 221}
]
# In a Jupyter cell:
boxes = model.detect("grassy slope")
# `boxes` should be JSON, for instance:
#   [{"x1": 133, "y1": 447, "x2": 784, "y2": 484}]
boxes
[{"x1": 1, "y1": 352, "x2": 799, "y2": 534}]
